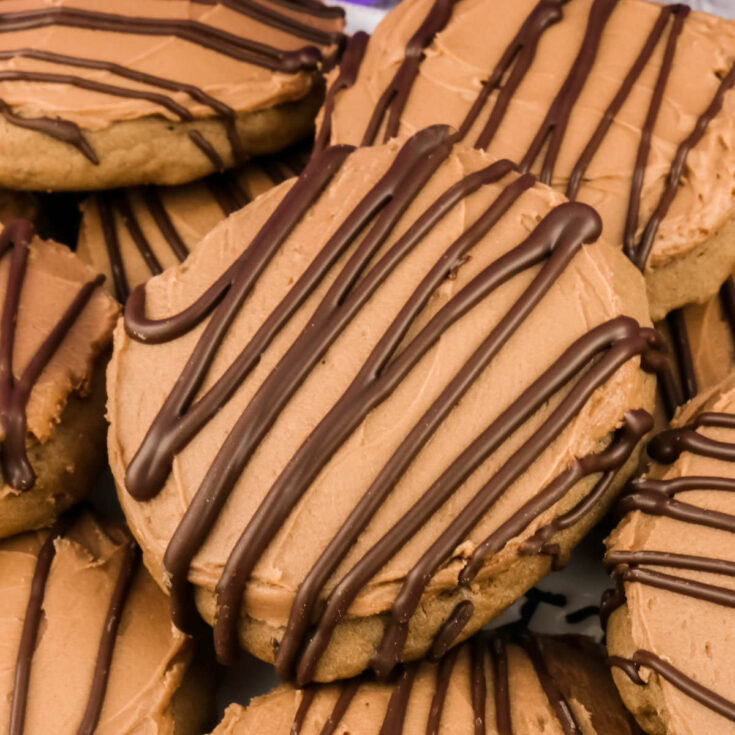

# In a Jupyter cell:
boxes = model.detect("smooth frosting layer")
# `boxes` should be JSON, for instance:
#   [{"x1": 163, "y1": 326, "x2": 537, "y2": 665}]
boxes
[
  {"x1": 77, "y1": 144, "x2": 310, "y2": 301},
  {"x1": 0, "y1": 0, "x2": 344, "y2": 128},
  {"x1": 108, "y1": 130, "x2": 657, "y2": 680},
  {"x1": 318, "y1": 0, "x2": 735, "y2": 282},
  {"x1": 210, "y1": 633, "x2": 637, "y2": 734},
  {"x1": 0, "y1": 512, "x2": 191, "y2": 735},
  {"x1": 0, "y1": 221, "x2": 118, "y2": 495},
  {"x1": 606, "y1": 374, "x2": 735, "y2": 734}
]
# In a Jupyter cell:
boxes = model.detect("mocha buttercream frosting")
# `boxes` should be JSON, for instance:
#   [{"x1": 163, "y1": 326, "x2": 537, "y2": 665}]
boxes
[
  {"x1": 0, "y1": 511, "x2": 193, "y2": 735},
  {"x1": 316, "y1": 0, "x2": 735, "y2": 318},
  {"x1": 210, "y1": 632, "x2": 638, "y2": 734},
  {"x1": 108, "y1": 128, "x2": 660, "y2": 682},
  {"x1": 605, "y1": 373, "x2": 735, "y2": 734}
]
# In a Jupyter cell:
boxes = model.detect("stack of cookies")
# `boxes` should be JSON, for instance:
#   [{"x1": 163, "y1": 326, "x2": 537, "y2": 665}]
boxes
[{"x1": 0, "y1": 0, "x2": 733, "y2": 732}]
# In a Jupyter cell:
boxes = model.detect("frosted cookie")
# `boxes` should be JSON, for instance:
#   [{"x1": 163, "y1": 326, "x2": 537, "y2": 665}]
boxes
[
  {"x1": 0, "y1": 0, "x2": 344, "y2": 190},
  {"x1": 604, "y1": 373, "x2": 735, "y2": 734},
  {"x1": 0, "y1": 219, "x2": 118, "y2": 538},
  {"x1": 77, "y1": 144, "x2": 310, "y2": 301},
  {"x1": 316, "y1": 0, "x2": 735, "y2": 319},
  {"x1": 0, "y1": 511, "x2": 210, "y2": 735},
  {"x1": 108, "y1": 127, "x2": 661, "y2": 683},
  {"x1": 210, "y1": 632, "x2": 639, "y2": 734}
]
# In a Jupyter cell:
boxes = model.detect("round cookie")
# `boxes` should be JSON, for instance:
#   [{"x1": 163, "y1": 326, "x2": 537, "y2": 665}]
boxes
[
  {"x1": 210, "y1": 632, "x2": 639, "y2": 734},
  {"x1": 77, "y1": 144, "x2": 310, "y2": 301},
  {"x1": 605, "y1": 373, "x2": 735, "y2": 734},
  {"x1": 0, "y1": 0, "x2": 344, "y2": 191},
  {"x1": 0, "y1": 191, "x2": 37, "y2": 224},
  {"x1": 0, "y1": 219, "x2": 119, "y2": 539},
  {"x1": 108, "y1": 127, "x2": 660, "y2": 683},
  {"x1": 0, "y1": 510, "x2": 211, "y2": 735},
  {"x1": 316, "y1": 0, "x2": 735, "y2": 320}
]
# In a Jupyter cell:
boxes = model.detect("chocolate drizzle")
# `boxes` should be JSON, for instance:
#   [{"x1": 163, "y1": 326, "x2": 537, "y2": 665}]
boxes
[
  {"x1": 318, "y1": 0, "x2": 735, "y2": 272},
  {"x1": 290, "y1": 632, "x2": 588, "y2": 735},
  {"x1": 0, "y1": 1, "x2": 345, "y2": 164},
  {"x1": 8, "y1": 515, "x2": 142, "y2": 735},
  {"x1": 0, "y1": 220, "x2": 104, "y2": 491},
  {"x1": 604, "y1": 407, "x2": 735, "y2": 724},
  {"x1": 93, "y1": 147, "x2": 307, "y2": 302},
  {"x1": 119, "y1": 126, "x2": 663, "y2": 681}
]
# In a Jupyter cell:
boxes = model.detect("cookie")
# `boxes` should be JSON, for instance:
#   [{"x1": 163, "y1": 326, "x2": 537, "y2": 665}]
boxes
[
  {"x1": 0, "y1": 510, "x2": 211, "y2": 735},
  {"x1": 108, "y1": 127, "x2": 660, "y2": 683},
  {"x1": 0, "y1": 219, "x2": 119, "y2": 539},
  {"x1": 77, "y1": 144, "x2": 310, "y2": 301},
  {"x1": 316, "y1": 0, "x2": 735, "y2": 320},
  {"x1": 0, "y1": 191, "x2": 37, "y2": 224},
  {"x1": 604, "y1": 373, "x2": 735, "y2": 734},
  {"x1": 210, "y1": 632, "x2": 638, "y2": 734},
  {"x1": 0, "y1": 0, "x2": 344, "y2": 191}
]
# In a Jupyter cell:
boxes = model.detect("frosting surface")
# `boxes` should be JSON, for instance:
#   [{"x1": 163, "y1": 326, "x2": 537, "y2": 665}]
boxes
[
  {"x1": 108, "y1": 131, "x2": 657, "y2": 679},
  {"x1": 606, "y1": 374, "x2": 735, "y2": 733},
  {"x1": 0, "y1": 512, "x2": 191, "y2": 735},
  {"x1": 318, "y1": 0, "x2": 735, "y2": 278}
]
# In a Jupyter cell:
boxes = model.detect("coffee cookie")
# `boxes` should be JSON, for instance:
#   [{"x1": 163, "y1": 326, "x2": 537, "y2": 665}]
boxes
[
  {"x1": 77, "y1": 144, "x2": 310, "y2": 301},
  {"x1": 316, "y1": 0, "x2": 735, "y2": 319},
  {"x1": 108, "y1": 127, "x2": 660, "y2": 683},
  {"x1": 605, "y1": 373, "x2": 735, "y2": 734},
  {"x1": 0, "y1": 0, "x2": 344, "y2": 191},
  {"x1": 0, "y1": 219, "x2": 118, "y2": 539},
  {"x1": 0, "y1": 510, "x2": 210, "y2": 735},
  {"x1": 210, "y1": 632, "x2": 638, "y2": 734}
]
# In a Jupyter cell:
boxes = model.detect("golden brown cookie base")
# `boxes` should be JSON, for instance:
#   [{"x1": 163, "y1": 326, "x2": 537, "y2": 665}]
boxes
[
  {"x1": 124, "y1": 429, "x2": 647, "y2": 683},
  {"x1": 0, "y1": 355, "x2": 108, "y2": 538},
  {"x1": 646, "y1": 213, "x2": 735, "y2": 321},
  {"x1": 0, "y1": 84, "x2": 323, "y2": 191},
  {"x1": 607, "y1": 605, "x2": 668, "y2": 735}
]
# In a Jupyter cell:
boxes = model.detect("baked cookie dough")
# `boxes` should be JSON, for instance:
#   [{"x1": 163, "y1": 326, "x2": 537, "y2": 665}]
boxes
[
  {"x1": 0, "y1": 219, "x2": 118, "y2": 539},
  {"x1": 316, "y1": 0, "x2": 735, "y2": 319},
  {"x1": 0, "y1": 191, "x2": 37, "y2": 224},
  {"x1": 605, "y1": 373, "x2": 735, "y2": 734},
  {"x1": 77, "y1": 144, "x2": 310, "y2": 301},
  {"x1": 108, "y1": 128, "x2": 660, "y2": 683},
  {"x1": 0, "y1": 0, "x2": 344, "y2": 190},
  {"x1": 0, "y1": 511, "x2": 210, "y2": 735},
  {"x1": 211, "y1": 632, "x2": 638, "y2": 734}
]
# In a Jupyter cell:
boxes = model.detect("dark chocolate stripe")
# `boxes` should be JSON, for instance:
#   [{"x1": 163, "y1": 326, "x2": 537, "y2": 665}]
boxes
[
  {"x1": 142, "y1": 188, "x2": 190, "y2": 263},
  {"x1": 9, "y1": 517, "x2": 74, "y2": 735},
  {"x1": 114, "y1": 193, "x2": 164, "y2": 277},
  {"x1": 490, "y1": 637, "x2": 512, "y2": 735},
  {"x1": 0, "y1": 220, "x2": 104, "y2": 491},
  {"x1": 519, "y1": 634, "x2": 582, "y2": 735},
  {"x1": 76, "y1": 541, "x2": 141, "y2": 735},
  {"x1": 611, "y1": 652, "x2": 735, "y2": 724},
  {"x1": 319, "y1": 678, "x2": 359, "y2": 735},
  {"x1": 290, "y1": 688, "x2": 316, "y2": 735},
  {"x1": 425, "y1": 646, "x2": 459, "y2": 735},
  {"x1": 470, "y1": 637, "x2": 487, "y2": 735},
  {"x1": 379, "y1": 667, "x2": 416, "y2": 735},
  {"x1": 720, "y1": 277, "x2": 735, "y2": 345},
  {"x1": 190, "y1": 131, "x2": 226, "y2": 172},
  {"x1": 98, "y1": 195, "x2": 129, "y2": 302}
]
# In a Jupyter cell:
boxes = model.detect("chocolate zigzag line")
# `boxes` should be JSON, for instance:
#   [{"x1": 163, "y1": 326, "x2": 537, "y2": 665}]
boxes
[
  {"x1": 290, "y1": 633, "x2": 584, "y2": 735},
  {"x1": 95, "y1": 147, "x2": 308, "y2": 302},
  {"x1": 0, "y1": 2, "x2": 345, "y2": 163},
  {"x1": 0, "y1": 220, "x2": 104, "y2": 492},
  {"x1": 603, "y1": 411, "x2": 735, "y2": 724},
  {"x1": 317, "y1": 0, "x2": 735, "y2": 272},
  {"x1": 119, "y1": 125, "x2": 665, "y2": 681},
  {"x1": 8, "y1": 515, "x2": 141, "y2": 735}
]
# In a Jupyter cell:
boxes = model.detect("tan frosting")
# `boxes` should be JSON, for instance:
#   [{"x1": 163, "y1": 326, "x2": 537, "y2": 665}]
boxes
[
  {"x1": 0, "y1": 512, "x2": 191, "y2": 735},
  {"x1": 209, "y1": 634, "x2": 635, "y2": 734},
  {"x1": 77, "y1": 147, "x2": 308, "y2": 298},
  {"x1": 320, "y1": 0, "x2": 735, "y2": 280},
  {"x1": 0, "y1": 233, "x2": 118, "y2": 448},
  {"x1": 108, "y1": 136, "x2": 654, "y2": 636},
  {"x1": 0, "y1": 0, "x2": 343, "y2": 129},
  {"x1": 607, "y1": 374, "x2": 735, "y2": 735}
]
